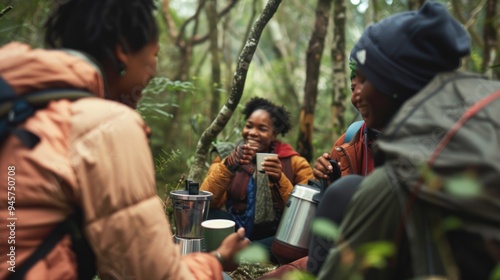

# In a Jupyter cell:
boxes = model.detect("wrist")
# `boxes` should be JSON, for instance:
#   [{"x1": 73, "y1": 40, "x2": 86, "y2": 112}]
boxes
[
  {"x1": 211, "y1": 251, "x2": 223, "y2": 264},
  {"x1": 223, "y1": 157, "x2": 239, "y2": 173}
]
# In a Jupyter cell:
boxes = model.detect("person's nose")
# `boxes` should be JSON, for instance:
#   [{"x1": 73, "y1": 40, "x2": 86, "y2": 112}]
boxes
[
  {"x1": 248, "y1": 127, "x2": 259, "y2": 137},
  {"x1": 354, "y1": 84, "x2": 363, "y2": 99}
]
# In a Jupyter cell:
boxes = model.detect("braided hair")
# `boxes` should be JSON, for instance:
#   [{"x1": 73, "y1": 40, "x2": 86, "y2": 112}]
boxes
[
  {"x1": 44, "y1": 0, "x2": 158, "y2": 67},
  {"x1": 243, "y1": 97, "x2": 292, "y2": 136}
]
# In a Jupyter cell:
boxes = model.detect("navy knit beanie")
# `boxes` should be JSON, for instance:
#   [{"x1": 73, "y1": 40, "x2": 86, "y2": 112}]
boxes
[{"x1": 350, "y1": 1, "x2": 470, "y2": 101}]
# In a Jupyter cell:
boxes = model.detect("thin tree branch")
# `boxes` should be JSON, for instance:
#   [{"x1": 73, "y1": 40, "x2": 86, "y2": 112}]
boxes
[
  {"x1": 238, "y1": 0, "x2": 258, "y2": 55},
  {"x1": 161, "y1": 0, "x2": 180, "y2": 44},
  {"x1": 450, "y1": 0, "x2": 484, "y2": 48},
  {"x1": 0, "y1": 6, "x2": 13, "y2": 18},
  {"x1": 190, "y1": 0, "x2": 240, "y2": 45},
  {"x1": 177, "y1": 0, "x2": 207, "y2": 46}
]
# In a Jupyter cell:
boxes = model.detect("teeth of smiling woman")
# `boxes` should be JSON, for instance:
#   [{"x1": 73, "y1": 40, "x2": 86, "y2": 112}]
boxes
[{"x1": 247, "y1": 139, "x2": 259, "y2": 147}]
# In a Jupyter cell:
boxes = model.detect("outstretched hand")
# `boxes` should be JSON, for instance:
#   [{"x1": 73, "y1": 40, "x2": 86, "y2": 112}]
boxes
[
  {"x1": 313, "y1": 153, "x2": 339, "y2": 184},
  {"x1": 214, "y1": 227, "x2": 250, "y2": 271}
]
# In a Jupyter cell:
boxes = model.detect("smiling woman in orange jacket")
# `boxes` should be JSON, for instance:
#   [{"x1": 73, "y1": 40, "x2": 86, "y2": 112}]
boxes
[{"x1": 201, "y1": 98, "x2": 313, "y2": 242}]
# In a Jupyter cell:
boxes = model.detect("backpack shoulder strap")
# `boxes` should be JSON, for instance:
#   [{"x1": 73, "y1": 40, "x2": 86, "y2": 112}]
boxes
[
  {"x1": 344, "y1": 120, "x2": 364, "y2": 143},
  {"x1": 7, "y1": 220, "x2": 69, "y2": 280},
  {"x1": 0, "y1": 77, "x2": 92, "y2": 148},
  {"x1": 6, "y1": 209, "x2": 96, "y2": 280}
]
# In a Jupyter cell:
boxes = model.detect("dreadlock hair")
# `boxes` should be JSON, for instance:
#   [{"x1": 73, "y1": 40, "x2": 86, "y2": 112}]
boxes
[
  {"x1": 44, "y1": 0, "x2": 158, "y2": 69},
  {"x1": 243, "y1": 97, "x2": 292, "y2": 137}
]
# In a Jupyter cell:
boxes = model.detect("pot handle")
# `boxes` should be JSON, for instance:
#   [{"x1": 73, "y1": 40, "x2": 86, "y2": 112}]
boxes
[
  {"x1": 310, "y1": 179, "x2": 324, "y2": 203},
  {"x1": 185, "y1": 179, "x2": 199, "y2": 195}
]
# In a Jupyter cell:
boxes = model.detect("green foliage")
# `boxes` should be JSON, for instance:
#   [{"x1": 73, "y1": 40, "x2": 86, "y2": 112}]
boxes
[
  {"x1": 444, "y1": 174, "x2": 481, "y2": 198},
  {"x1": 236, "y1": 243, "x2": 269, "y2": 264},
  {"x1": 154, "y1": 148, "x2": 182, "y2": 200},
  {"x1": 283, "y1": 270, "x2": 316, "y2": 280},
  {"x1": 137, "y1": 77, "x2": 196, "y2": 194},
  {"x1": 439, "y1": 216, "x2": 463, "y2": 232},
  {"x1": 0, "y1": 6, "x2": 13, "y2": 19},
  {"x1": 0, "y1": 0, "x2": 51, "y2": 46},
  {"x1": 490, "y1": 264, "x2": 500, "y2": 280},
  {"x1": 311, "y1": 218, "x2": 340, "y2": 241},
  {"x1": 356, "y1": 241, "x2": 395, "y2": 270},
  {"x1": 470, "y1": 51, "x2": 484, "y2": 73},
  {"x1": 138, "y1": 77, "x2": 194, "y2": 122},
  {"x1": 421, "y1": 165, "x2": 481, "y2": 198}
]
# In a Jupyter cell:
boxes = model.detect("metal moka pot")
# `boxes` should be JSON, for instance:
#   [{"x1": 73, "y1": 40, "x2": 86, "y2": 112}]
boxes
[{"x1": 170, "y1": 180, "x2": 213, "y2": 255}]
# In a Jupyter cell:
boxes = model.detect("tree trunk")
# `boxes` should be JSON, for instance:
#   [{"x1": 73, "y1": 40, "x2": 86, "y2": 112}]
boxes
[
  {"x1": 450, "y1": 0, "x2": 484, "y2": 50},
  {"x1": 297, "y1": 0, "x2": 332, "y2": 162},
  {"x1": 330, "y1": 0, "x2": 347, "y2": 141},
  {"x1": 206, "y1": 0, "x2": 222, "y2": 121},
  {"x1": 371, "y1": 0, "x2": 379, "y2": 22},
  {"x1": 188, "y1": 0, "x2": 283, "y2": 182},
  {"x1": 222, "y1": 15, "x2": 234, "y2": 101},
  {"x1": 269, "y1": 19, "x2": 300, "y2": 110},
  {"x1": 482, "y1": 0, "x2": 499, "y2": 79},
  {"x1": 161, "y1": 0, "x2": 238, "y2": 142},
  {"x1": 408, "y1": 0, "x2": 425, "y2": 10}
]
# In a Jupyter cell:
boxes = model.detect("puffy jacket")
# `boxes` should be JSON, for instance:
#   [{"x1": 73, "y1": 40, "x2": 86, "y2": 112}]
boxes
[
  {"x1": 318, "y1": 71, "x2": 500, "y2": 279},
  {"x1": 201, "y1": 141, "x2": 313, "y2": 210},
  {"x1": 0, "y1": 43, "x2": 222, "y2": 280}
]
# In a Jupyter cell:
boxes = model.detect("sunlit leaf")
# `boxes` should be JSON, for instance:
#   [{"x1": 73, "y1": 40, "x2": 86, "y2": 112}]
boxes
[
  {"x1": 311, "y1": 218, "x2": 340, "y2": 241},
  {"x1": 284, "y1": 270, "x2": 316, "y2": 280},
  {"x1": 357, "y1": 241, "x2": 395, "y2": 257},
  {"x1": 236, "y1": 243, "x2": 269, "y2": 264},
  {"x1": 490, "y1": 264, "x2": 500, "y2": 280},
  {"x1": 357, "y1": 241, "x2": 395, "y2": 270},
  {"x1": 444, "y1": 176, "x2": 480, "y2": 197},
  {"x1": 153, "y1": 102, "x2": 172, "y2": 108},
  {"x1": 440, "y1": 216, "x2": 463, "y2": 231},
  {"x1": 153, "y1": 108, "x2": 173, "y2": 119},
  {"x1": 364, "y1": 253, "x2": 387, "y2": 269}
]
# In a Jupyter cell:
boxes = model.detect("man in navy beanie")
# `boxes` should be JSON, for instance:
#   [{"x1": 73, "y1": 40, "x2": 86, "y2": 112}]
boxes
[{"x1": 313, "y1": 2, "x2": 500, "y2": 279}]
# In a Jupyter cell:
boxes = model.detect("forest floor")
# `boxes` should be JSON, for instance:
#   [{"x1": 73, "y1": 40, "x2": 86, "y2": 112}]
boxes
[{"x1": 228, "y1": 262, "x2": 278, "y2": 279}]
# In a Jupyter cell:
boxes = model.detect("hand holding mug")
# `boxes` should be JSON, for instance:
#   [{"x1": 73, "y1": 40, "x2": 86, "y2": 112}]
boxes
[
  {"x1": 257, "y1": 153, "x2": 281, "y2": 182},
  {"x1": 225, "y1": 144, "x2": 258, "y2": 172}
]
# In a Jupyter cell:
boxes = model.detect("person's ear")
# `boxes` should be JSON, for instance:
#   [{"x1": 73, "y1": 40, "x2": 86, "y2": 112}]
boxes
[
  {"x1": 272, "y1": 131, "x2": 278, "y2": 139},
  {"x1": 114, "y1": 44, "x2": 129, "y2": 77},
  {"x1": 115, "y1": 44, "x2": 128, "y2": 64}
]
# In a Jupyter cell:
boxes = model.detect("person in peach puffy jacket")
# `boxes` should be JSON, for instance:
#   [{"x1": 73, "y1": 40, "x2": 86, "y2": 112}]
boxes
[{"x1": 0, "y1": 1, "x2": 248, "y2": 279}]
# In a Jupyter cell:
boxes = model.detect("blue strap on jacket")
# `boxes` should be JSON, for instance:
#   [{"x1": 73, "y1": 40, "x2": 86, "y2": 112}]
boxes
[{"x1": 344, "y1": 120, "x2": 364, "y2": 143}]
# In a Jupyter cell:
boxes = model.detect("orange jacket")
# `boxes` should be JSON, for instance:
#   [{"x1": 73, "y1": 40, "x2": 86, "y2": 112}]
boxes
[
  {"x1": 0, "y1": 43, "x2": 221, "y2": 280},
  {"x1": 201, "y1": 142, "x2": 314, "y2": 210},
  {"x1": 329, "y1": 122, "x2": 374, "y2": 177}
]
